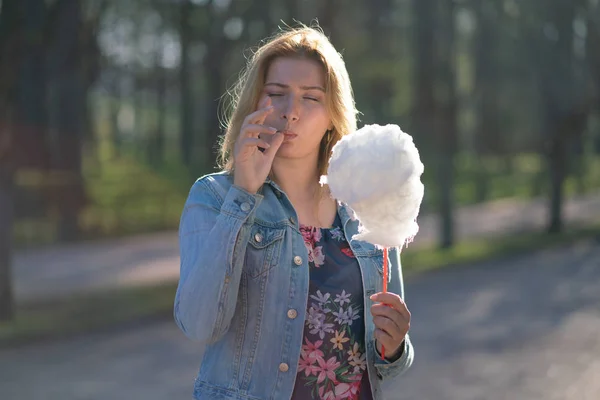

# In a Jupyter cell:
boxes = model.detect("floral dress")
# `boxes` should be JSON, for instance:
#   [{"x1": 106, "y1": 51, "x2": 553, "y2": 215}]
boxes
[{"x1": 291, "y1": 213, "x2": 373, "y2": 400}]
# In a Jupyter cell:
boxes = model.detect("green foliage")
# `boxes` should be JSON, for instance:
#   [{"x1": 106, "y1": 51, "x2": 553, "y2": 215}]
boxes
[
  {"x1": 0, "y1": 282, "x2": 177, "y2": 347},
  {"x1": 13, "y1": 145, "x2": 600, "y2": 247},
  {"x1": 80, "y1": 155, "x2": 191, "y2": 238},
  {"x1": 402, "y1": 222, "x2": 600, "y2": 275}
]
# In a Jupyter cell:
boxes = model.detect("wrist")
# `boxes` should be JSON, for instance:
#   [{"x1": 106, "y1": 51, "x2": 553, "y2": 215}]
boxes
[
  {"x1": 233, "y1": 177, "x2": 258, "y2": 195},
  {"x1": 376, "y1": 339, "x2": 405, "y2": 362},
  {"x1": 385, "y1": 341, "x2": 405, "y2": 361}
]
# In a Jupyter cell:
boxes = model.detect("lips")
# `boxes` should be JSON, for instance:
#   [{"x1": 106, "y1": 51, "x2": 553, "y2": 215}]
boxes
[{"x1": 278, "y1": 130, "x2": 298, "y2": 140}]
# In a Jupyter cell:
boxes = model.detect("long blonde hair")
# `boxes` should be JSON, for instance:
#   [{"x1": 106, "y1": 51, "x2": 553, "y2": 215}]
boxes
[{"x1": 218, "y1": 23, "x2": 358, "y2": 181}]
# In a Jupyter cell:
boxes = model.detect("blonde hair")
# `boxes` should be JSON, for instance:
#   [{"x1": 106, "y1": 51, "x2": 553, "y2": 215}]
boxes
[{"x1": 218, "y1": 23, "x2": 358, "y2": 181}]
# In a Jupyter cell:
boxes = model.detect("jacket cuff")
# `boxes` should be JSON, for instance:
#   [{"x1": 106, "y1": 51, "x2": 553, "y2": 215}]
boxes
[
  {"x1": 220, "y1": 185, "x2": 263, "y2": 222},
  {"x1": 373, "y1": 334, "x2": 414, "y2": 380}
]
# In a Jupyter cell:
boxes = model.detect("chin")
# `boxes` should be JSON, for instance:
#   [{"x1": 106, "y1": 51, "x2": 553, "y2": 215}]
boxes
[{"x1": 275, "y1": 146, "x2": 317, "y2": 162}]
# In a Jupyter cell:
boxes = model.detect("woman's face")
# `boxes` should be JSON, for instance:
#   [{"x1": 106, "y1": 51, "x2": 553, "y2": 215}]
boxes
[{"x1": 259, "y1": 56, "x2": 333, "y2": 162}]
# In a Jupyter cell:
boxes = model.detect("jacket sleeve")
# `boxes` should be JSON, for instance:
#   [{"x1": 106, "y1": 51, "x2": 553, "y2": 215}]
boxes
[
  {"x1": 174, "y1": 176, "x2": 262, "y2": 345},
  {"x1": 373, "y1": 246, "x2": 415, "y2": 380}
]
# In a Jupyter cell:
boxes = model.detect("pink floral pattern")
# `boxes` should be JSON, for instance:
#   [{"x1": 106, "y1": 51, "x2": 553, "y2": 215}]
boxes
[{"x1": 292, "y1": 217, "x2": 370, "y2": 400}]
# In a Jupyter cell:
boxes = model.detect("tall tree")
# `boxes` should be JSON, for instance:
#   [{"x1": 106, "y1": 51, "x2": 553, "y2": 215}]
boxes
[
  {"x1": 472, "y1": 0, "x2": 499, "y2": 202},
  {"x1": 587, "y1": 0, "x2": 600, "y2": 116},
  {"x1": 522, "y1": 0, "x2": 589, "y2": 233},
  {"x1": 47, "y1": 0, "x2": 97, "y2": 241},
  {"x1": 201, "y1": 0, "x2": 258, "y2": 171},
  {"x1": 0, "y1": 0, "x2": 21, "y2": 323},
  {"x1": 0, "y1": 0, "x2": 52, "y2": 320},
  {"x1": 411, "y1": 0, "x2": 436, "y2": 164},
  {"x1": 434, "y1": 0, "x2": 458, "y2": 248},
  {"x1": 179, "y1": 0, "x2": 194, "y2": 167},
  {"x1": 318, "y1": 0, "x2": 338, "y2": 44},
  {"x1": 365, "y1": 0, "x2": 395, "y2": 123}
]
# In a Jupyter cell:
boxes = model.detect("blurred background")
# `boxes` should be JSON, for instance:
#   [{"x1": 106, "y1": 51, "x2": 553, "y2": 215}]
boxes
[{"x1": 1, "y1": 0, "x2": 600, "y2": 399}]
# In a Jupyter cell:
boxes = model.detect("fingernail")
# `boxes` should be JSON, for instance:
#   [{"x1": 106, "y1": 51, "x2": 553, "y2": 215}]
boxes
[
  {"x1": 370, "y1": 294, "x2": 376, "y2": 300},
  {"x1": 269, "y1": 127, "x2": 277, "y2": 132}
]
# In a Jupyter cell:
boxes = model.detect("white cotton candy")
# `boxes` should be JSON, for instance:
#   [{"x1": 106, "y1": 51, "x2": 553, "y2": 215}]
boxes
[{"x1": 323, "y1": 124, "x2": 425, "y2": 249}]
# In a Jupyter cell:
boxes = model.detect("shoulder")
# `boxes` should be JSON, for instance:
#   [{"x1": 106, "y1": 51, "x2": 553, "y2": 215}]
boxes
[{"x1": 186, "y1": 170, "x2": 234, "y2": 206}]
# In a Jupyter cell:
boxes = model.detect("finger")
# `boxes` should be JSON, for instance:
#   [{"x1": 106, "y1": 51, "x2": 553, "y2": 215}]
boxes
[
  {"x1": 371, "y1": 305, "x2": 409, "y2": 336},
  {"x1": 239, "y1": 137, "x2": 271, "y2": 150},
  {"x1": 370, "y1": 292, "x2": 411, "y2": 320},
  {"x1": 371, "y1": 303, "x2": 409, "y2": 326},
  {"x1": 262, "y1": 130, "x2": 284, "y2": 158},
  {"x1": 374, "y1": 328, "x2": 396, "y2": 351},
  {"x1": 243, "y1": 103, "x2": 274, "y2": 126},
  {"x1": 241, "y1": 123, "x2": 277, "y2": 136},
  {"x1": 373, "y1": 315, "x2": 403, "y2": 337},
  {"x1": 258, "y1": 95, "x2": 272, "y2": 110}
]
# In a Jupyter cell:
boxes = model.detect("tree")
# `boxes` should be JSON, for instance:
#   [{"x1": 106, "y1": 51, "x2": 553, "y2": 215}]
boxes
[
  {"x1": 472, "y1": 0, "x2": 499, "y2": 203},
  {"x1": 179, "y1": 0, "x2": 194, "y2": 167},
  {"x1": 47, "y1": 0, "x2": 101, "y2": 241},
  {"x1": 411, "y1": 0, "x2": 436, "y2": 175},
  {"x1": 433, "y1": 0, "x2": 458, "y2": 248},
  {"x1": 521, "y1": 0, "x2": 590, "y2": 233},
  {"x1": 0, "y1": 0, "x2": 51, "y2": 321}
]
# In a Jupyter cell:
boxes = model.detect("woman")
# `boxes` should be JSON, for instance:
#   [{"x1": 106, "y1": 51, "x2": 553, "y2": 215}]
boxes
[{"x1": 174, "y1": 24, "x2": 414, "y2": 400}]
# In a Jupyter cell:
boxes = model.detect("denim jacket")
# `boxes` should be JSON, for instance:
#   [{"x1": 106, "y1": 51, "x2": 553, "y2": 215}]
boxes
[{"x1": 174, "y1": 172, "x2": 414, "y2": 400}]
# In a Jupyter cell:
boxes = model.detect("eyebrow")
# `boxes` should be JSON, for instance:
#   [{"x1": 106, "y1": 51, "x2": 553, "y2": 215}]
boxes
[{"x1": 264, "y1": 82, "x2": 326, "y2": 92}]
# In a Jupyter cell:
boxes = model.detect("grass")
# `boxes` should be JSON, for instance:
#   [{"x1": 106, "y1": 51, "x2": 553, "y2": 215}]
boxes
[
  {"x1": 402, "y1": 223, "x2": 600, "y2": 275},
  {"x1": 0, "y1": 283, "x2": 178, "y2": 347},
  {"x1": 13, "y1": 151, "x2": 194, "y2": 248},
  {"x1": 13, "y1": 150, "x2": 600, "y2": 248},
  {"x1": 2, "y1": 223, "x2": 598, "y2": 348}
]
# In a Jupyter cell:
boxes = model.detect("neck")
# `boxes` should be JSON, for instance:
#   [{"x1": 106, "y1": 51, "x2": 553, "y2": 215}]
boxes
[{"x1": 271, "y1": 155, "x2": 321, "y2": 201}]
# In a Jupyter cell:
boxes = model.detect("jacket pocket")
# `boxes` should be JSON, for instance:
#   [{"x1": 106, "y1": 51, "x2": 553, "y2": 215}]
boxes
[{"x1": 244, "y1": 224, "x2": 285, "y2": 279}]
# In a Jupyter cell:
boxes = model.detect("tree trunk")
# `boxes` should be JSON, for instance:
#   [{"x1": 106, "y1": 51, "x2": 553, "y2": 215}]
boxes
[
  {"x1": 411, "y1": 0, "x2": 436, "y2": 214},
  {"x1": 0, "y1": 168, "x2": 14, "y2": 321},
  {"x1": 319, "y1": 0, "x2": 338, "y2": 43},
  {"x1": 286, "y1": 0, "x2": 299, "y2": 23},
  {"x1": 587, "y1": 3, "x2": 600, "y2": 153},
  {"x1": 48, "y1": 0, "x2": 86, "y2": 242},
  {"x1": 18, "y1": 0, "x2": 48, "y2": 169},
  {"x1": 179, "y1": 0, "x2": 193, "y2": 167},
  {"x1": 366, "y1": 0, "x2": 394, "y2": 123},
  {"x1": 154, "y1": 66, "x2": 167, "y2": 166},
  {"x1": 0, "y1": 0, "x2": 22, "y2": 322},
  {"x1": 205, "y1": 57, "x2": 224, "y2": 171},
  {"x1": 435, "y1": 0, "x2": 457, "y2": 248},
  {"x1": 543, "y1": 1, "x2": 577, "y2": 234},
  {"x1": 546, "y1": 117, "x2": 566, "y2": 234},
  {"x1": 472, "y1": 0, "x2": 497, "y2": 203},
  {"x1": 109, "y1": 70, "x2": 122, "y2": 159}
]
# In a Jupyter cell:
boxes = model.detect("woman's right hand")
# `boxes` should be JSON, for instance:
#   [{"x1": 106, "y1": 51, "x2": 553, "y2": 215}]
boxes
[{"x1": 233, "y1": 97, "x2": 284, "y2": 194}]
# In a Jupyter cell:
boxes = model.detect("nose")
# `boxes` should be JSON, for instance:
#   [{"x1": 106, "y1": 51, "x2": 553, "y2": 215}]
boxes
[{"x1": 281, "y1": 95, "x2": 299, "y2": 122}]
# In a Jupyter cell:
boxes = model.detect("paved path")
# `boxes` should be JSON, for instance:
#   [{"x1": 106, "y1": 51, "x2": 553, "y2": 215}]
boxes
[
  {"x1": 2, "y1": 240, "x2": 599, "y2": 399},
  {"x1": 13, "y1": 192, "x2": 600, "y2": 303}
]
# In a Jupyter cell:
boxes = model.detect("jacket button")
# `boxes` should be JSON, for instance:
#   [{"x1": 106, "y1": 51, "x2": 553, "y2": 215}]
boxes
[
  {"x1": 293, "y1": 256, "x2": 302, "y2": 265},
  {"x1": 279, "y1": 363, "x2": 289, "y2": 372},
  {"x1": 289, "y1": 216, "x2": 296, "y2": 225},
  {"x1": 287, "y1": 309, "x2": 297, "y2": 319},
  {"x1": 254, "y1": 233, "x2": 263, "y2": 243},
  {"x1": 240, "y1": 202, "x2": 251, "y2": 212}
]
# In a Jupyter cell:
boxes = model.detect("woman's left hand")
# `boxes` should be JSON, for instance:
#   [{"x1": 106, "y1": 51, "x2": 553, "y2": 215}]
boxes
[{"x1": 370, "y1": 292, "x2": 411, "y2": 359}]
